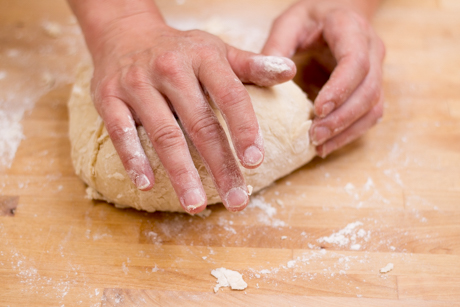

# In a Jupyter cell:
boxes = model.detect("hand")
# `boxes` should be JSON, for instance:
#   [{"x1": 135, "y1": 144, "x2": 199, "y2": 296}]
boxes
[
  {"x1": 90, "y1": 15, "x2": 296, "y2": 213},
  {"x1": 262, "y1": 0, "x2": 385, "y2": 157}
]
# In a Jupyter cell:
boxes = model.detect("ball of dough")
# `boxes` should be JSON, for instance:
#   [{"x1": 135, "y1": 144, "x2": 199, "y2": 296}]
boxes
[{"x1": 68, "y1": 65, "x2": 316, "y2": 212}]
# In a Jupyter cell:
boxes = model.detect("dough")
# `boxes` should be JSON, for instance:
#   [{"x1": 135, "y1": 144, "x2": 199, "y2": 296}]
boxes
[
  {"x1": 68, "y1": 65, "x2": 316, "y2": 212},
  {"x1": 211, "y1": 268, "x2": 247, "y2": 292},
  {"x1": 380, "y1": 263, "x2": 394, "y2": 273}
]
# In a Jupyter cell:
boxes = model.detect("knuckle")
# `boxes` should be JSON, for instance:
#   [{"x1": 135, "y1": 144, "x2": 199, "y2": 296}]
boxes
[
  {"x1": 154, "y1": 51, "x2": 186, "y2": 78},
  {"x1": 124, "y1": 66, "x2": 150, "y2": 90},
  {"x1": 168, "y1": 166, "x2": 194, "y2": 185},
  {"x1": 354, "y1": 51, "x2": 371, "y2": 76},
  {"x1": 197, "y1": 46, "x2": 221, "y2": 61},
  {"x1": 188, "y1": 116, "x2": 223, "y2": 144},
  {"x1": 215, "y1": 162, "x2": 241, "y2": 182},
  {"x1": 366, "y1": 80, "x2": 381, "y2": 105},
  {"x1": 151, "y1": 124, "x2": 184, "y2": 150},
  {"x1": 218, "y1": 86, "x2": 248, "y2": 108},
  {"x1": 92, "y1": 77, "x2": 118, "y2": 104},
  {"x1": 333, "y1": 114, "x2": 348, "y2": 133},
  {"x1": 105, "y1": 120, "x2": 130, "y2": 142},
  {"x1": 234, "y1": 122, "x2": 259, "y2": 143},
  {"x1": 123, "y1": 153, "x2": 142, "y2": 169}
]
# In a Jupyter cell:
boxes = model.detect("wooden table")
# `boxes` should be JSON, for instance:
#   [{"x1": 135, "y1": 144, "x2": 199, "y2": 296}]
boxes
[{"x1": 1, "y1": 0, "x2": 460, "y2": 306}]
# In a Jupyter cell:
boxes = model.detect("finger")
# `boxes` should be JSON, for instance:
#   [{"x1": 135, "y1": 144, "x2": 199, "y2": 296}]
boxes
[
  {"x1": 158, "y1": 65, "x2": 250, "y2": 212},
  {"x1": 310, "y1": 35, "x2": 385, "y2": 146},
  {"x1": 316, "y1": 97, "x2": 384, "y2": 158},
  {"x1": 314, "y1": 11, "x2": 371, "y2": 118},
  {"x1": 97, "y1": 95, "x2": 154, "y2": 191},
  {"x1": 261, "y1": 3, "x2": 320, "y2": 57},
  {"x1": 199, "y1": 56, "x2": 264, "y2": 170},
  {"x1": 121, "y1": 71, "x2": 207, "y2": 214},
  {"x1": 227, "y1": 46, "x2": 296, "y2": 87},
  {"x1": 310, "y1": 69, "x2": 382, "y2": 146}
]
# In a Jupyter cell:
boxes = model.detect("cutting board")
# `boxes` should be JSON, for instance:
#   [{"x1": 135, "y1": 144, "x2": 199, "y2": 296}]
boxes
[{"x1": 1, "y1": 0, "x2": 460, "y2": 306}]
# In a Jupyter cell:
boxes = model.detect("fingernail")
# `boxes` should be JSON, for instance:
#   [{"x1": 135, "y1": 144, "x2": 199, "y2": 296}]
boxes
[
  {"x1": 321, "y1": 102, "x2": 335, "y2": 117},
  {"x1": 317, "y1": 145, "x2": 329, "y2": 159},
  {"x1": 312, "y1": 126, "x2": 331, "y2": 146},
  {"x1": 225, "y1": 187, "x2": 249, "y2": 211},
  {"x1": 135, "y1": 174, "x2": 150, "y2": 190},
  {"x1": 243, "y1": 145, "x2": 264, "y2": 166},
  {"x1": 181, "y1": 188, "x2": 206, "y2": 211}
]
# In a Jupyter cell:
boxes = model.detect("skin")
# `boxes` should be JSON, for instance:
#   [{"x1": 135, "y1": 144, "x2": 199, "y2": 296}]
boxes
[
  {"x1": 262, "y1": 0, "x2": 385, "y2": 157},
  {"x1": 68, "y1": 0, "x2": 384, "y2": 213}
]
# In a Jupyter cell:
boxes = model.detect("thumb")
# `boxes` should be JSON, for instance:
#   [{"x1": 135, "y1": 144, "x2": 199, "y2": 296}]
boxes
[{"x1": 227, "y1": 46, "x2": 296, "y2": 87}]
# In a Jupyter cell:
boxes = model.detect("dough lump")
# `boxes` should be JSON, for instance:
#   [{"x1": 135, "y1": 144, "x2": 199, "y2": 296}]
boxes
[{"x1": 68, "y1": 65, "x2": 316, "y2": 212}]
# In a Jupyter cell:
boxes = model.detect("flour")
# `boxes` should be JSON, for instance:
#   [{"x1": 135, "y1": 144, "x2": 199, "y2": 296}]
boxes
[
  {"x1": 0, "y1": 111, "x2": 24, "y2": 168},
  {"x1": 42, "y1": 21, "x2": 62, "y2": 38},
  {"x1": 247, "y1": 196, "x2": 286, "y2": 227},
  {"x1": 317, "y1": 221, "x2": 371, "y2": 249},
  {"x1": 255, "y1": 56, "x2": 291, "y2": 73},
  {"x1": 0, "y1": 19, "x2": 87, "y2": 169}
]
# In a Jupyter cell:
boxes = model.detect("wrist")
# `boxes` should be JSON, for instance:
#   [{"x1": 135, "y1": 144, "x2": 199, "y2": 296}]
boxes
[
  {"x1": 68, "y1": 0, "x2": 166, "y2": 63},
  {"x1": 90, "y1": 16, "x2": 168, "y2": 66}
]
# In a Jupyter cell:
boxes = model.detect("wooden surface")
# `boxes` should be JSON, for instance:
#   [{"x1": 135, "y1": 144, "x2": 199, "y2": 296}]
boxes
[{"x1": 1, "y1": 0, "x2": 460, "y2": 306}]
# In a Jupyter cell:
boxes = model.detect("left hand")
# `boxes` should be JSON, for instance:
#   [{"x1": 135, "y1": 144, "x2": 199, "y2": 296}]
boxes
[{"x1": 262, "y1": 0, "x2": 385, "y2": 157}]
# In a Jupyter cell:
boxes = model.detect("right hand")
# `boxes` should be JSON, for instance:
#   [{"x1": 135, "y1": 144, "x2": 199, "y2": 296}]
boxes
[{"x1": 90, "y1": 16, "x2": 296, "y2": 214}]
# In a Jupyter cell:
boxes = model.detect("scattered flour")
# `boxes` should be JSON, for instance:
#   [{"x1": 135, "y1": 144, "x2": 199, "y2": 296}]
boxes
[
  {"x1": 151, "y1": 265, "x2": 159, "y2": 273},
  {"x1": 0, "y1": 18, "x2": 87, "y2": 169},
  {"x1": 350, "y1": 244, "x2": 361, "y2": 251},
  {"x1": 42, "y1": 21, "x2": 62, "y2": 38},
  {"x1": 247, "y1": 196, "x2": 286, "y2": 227},
  {"x1": 317, "y1": 221, "x2": 371, "y2": 249}
]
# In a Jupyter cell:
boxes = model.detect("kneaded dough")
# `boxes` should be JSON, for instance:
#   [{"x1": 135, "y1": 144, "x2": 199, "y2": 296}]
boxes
[{"x1": 68, "y1": 65, "x2": 316, "y2": 212}]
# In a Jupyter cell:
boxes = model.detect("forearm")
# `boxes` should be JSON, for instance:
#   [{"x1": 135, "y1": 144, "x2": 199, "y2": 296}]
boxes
[{"x1": 67, "y1": 0, "x2": 165, "y2": 58}]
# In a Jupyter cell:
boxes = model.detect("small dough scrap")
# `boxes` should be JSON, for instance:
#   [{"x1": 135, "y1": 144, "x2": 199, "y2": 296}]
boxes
[
  {"x1": 380, "y1": 263, "x2": 394, "y2": 273},
  {"x1": 211, "y1": 268, "x2": 247, "y2": 292},
  {"x1": 68, "y1": 65, "x2": 316, "y2": 212},
  {"x1": 196, "y1": 209, "x2": 212, "y2": 218},
  {"x1": 247, "y1": 185, "x2": 253, "y2": 196}
]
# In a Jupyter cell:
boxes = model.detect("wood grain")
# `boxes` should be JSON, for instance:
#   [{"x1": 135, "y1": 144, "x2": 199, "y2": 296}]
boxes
[{"x1": 1, "y1": 0, "x2": 460, "y2": 306}]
